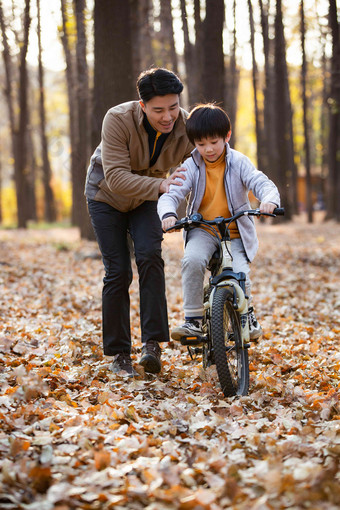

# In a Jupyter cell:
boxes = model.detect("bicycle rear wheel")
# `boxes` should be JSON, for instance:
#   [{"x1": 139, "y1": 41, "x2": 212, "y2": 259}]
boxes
[{"x1": 211, "y1": 287, "x2": 249, "y2": 397}]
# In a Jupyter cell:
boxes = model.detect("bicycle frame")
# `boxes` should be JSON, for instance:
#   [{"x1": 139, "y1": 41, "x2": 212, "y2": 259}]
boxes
[{"x1": 206, "y1": 237, "x2": 250, "y2": 347}]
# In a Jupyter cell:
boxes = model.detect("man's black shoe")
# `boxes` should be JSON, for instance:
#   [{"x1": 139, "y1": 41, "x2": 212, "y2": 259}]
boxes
[
  {"x1": 111, "y1": 352, "x2": 135, "y2": 377},
  {"x1": 139, "y1": 340, "x2": 162, "y2": 374}
]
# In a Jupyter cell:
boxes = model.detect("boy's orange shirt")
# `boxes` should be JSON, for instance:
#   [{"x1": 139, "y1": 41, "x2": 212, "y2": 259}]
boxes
[{"x1": 198, "y1": 149, "x2": 240, "y2": 239}]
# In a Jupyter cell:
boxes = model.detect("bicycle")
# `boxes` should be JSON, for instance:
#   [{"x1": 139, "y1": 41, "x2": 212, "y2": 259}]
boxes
[{"x1": 167, "y1": 207, "x2": 284, "y2": 397}]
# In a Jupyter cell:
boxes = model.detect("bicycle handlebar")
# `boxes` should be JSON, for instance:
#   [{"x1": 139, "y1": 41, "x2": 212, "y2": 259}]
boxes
[
  {"x1": 166, "y1": 207, "x2": 285, "y2": 232},
  {"x1": 270, "y1": 207, "x2": 285, "y2": 216}
]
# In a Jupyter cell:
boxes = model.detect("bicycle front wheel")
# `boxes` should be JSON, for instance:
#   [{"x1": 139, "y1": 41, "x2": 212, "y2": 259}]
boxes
[{"x1": 211, "y1": 287, "x2": 249, "y2": 397}]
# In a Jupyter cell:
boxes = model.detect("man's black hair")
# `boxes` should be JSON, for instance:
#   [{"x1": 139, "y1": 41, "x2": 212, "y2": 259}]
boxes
[
  {"x1": 186, "y1": 103, "x2": 231, "y2": 145},
  {"x1": 136, "y1": 67, "x2": 184, "y2": 103}
]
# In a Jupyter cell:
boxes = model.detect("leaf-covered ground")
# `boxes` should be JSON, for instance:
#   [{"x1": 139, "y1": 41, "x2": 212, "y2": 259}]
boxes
[{"x1": 0, "y1": 217, "x2": 339, "y2": 510}]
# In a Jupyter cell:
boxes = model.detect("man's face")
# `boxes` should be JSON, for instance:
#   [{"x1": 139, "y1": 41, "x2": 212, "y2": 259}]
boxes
[{"x1": 140, "y1": 94, "x2": 180, "y2": 133}]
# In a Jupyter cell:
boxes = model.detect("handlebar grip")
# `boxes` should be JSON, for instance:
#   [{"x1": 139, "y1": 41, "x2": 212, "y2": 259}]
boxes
[{"x1": 273, "y1": 207, "x2": 285, "y2": 216}]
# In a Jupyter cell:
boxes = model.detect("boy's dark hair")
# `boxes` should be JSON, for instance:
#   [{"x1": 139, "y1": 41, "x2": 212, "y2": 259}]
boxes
[
  {"x1": 136, "y1": 67, "x2": 184, "y2": 103},
  {"x1": 186, "y1": 103, "x2": 231, "y2": 145}
]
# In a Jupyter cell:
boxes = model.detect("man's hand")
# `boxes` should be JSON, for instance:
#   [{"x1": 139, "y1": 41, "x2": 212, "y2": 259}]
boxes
[
  {"x1": 162, "y1": 216, "x2": 177, "y2": 232},
  {"x1": 259, "y1": 202, "x2": 276, "y2": 214},
  {"x1": 159, "y1": 167, "x2": 186, "y2": 194}
]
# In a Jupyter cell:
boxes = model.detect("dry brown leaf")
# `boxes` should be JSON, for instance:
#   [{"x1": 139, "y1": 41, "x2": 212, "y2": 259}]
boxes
[{"x1": 1, "y1": 221, "x2": 340, "y2": 508}]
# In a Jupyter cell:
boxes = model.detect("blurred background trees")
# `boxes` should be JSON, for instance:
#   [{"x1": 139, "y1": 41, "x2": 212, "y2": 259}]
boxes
[{"x1": 0, "y1": 0, "x2": 338, "y2": 236}]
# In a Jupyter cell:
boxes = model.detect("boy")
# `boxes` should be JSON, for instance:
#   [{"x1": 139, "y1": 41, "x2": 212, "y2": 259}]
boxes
[{"x1": 157, "y1": 103, "x2": 280, "y2": 341}]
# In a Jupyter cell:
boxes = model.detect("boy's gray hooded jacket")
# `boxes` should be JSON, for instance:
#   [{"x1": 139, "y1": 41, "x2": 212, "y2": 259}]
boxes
[{"x1": 157, "y1": 143, "x2": 280, "y2": 262}]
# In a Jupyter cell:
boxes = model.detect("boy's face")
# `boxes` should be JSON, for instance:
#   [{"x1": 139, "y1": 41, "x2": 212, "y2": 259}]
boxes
[
  {"x1": 140, "y1": 94, "x2": 180, "y2": 133},
  {"x1": 195, "y1": 133, "x2": 231, "y2": 163}
]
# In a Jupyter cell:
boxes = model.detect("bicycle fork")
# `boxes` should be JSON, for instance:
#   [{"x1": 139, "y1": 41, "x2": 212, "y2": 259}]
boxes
[{"x1": 209, "y1": 280, "x2": 250, "y2": 347}]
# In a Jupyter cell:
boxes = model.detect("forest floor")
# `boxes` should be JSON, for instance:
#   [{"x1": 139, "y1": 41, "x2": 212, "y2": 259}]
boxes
[{"x1": 0, "y1": 214, "x2": 339, "y2": 509}]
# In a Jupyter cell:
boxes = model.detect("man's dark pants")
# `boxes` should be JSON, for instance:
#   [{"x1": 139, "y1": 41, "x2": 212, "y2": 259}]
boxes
[{"x1": 87, "y1": 199, "x2": 169, "y2": 355}]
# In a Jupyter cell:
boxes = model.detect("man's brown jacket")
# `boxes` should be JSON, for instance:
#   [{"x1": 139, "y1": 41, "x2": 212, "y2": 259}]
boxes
[{"x1": 85, "y1": 101, "x2": 193, "y2": 212}]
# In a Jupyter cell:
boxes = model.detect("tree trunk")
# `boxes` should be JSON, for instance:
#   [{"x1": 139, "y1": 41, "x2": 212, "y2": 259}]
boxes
[
  {"x1": 320, "y1": 48, "x2": 329, "y2": 193},
  {"x1": 259, "y1": 0, "x2": 278, "y2": 181},
  {"x1": 91, "y1": 0, "x2": 135, "y2": 151},
  {"x1": 74, "y1": 0, "x2": 92, "y2": 239},
  {"x1": 201, "y1": 0, "x2": 225, "y2": 107},
  {"x1": 60, "y1": 0, "x2": 79, "y2": 226},
  {"x1": 15, "y1": 0, "x2": 31, "y2": 228},
  {"x1": 180, "y1": 0, "x2": 192, "y2": 99},
  {"x1": 326, "y1": 0, "x2": 340, "y2": 221},
  {"x1": 37, "y1": 0, "x2": 56, "y2": 222},
  {"x1": 314, "y1": 4, "x2": 328, "y2": 199},
  {"x1": 0, "y1": 0, "x2": 32, "y2": 228},
  {"x1": 130, "y1": 0, "x2": 154, "y2": 78},
  {"x1": 226, "y1": 0, "x2": 239, "y2": 146},
  {"x1": 300, "y1": 0, "x2": 313, "y2": 222},
  {"x1": 0, "y1": 2, "x2": 15, "y2": 133},
  {"x1": 193, "y1": 0, "x2": 204, "y2": 104},
  {"x1": 180, "y1": 0, "x2": 196, "y2": 107},
  {"x1": 248, "y1": 0, "x2": 265, "y2": 170},
  {"x1": 26, "y1": 118, "x2": 38, "y2": 221},
  {"x1": 159, "y1": 0, "x2": 178, "y2": 73},
  {"x1": 0, "y1": 0, "x2": 16, "y2": 223},
  {"x1": 274, "y1": 0, "x2": 295, "y2": 219}
]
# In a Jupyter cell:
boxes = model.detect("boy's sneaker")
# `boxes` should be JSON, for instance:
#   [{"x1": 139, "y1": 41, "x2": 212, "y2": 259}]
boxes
[
  {"x1": 248, "y1": 307, "x2": 263, "y2": 341},
  {"x1": 171, "y1": 319, "x2": 203, "y2": 341},
  {"x1": 139, "y1": 340, "x2": 162, "y2": 374},
  {"x1": 111, "y1": 352, "x2": 136, "y2": 377}
]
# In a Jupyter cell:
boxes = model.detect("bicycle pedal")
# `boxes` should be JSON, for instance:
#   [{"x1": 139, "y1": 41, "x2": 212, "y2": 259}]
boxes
[
  {"x1": 180, "y1": 335, "x2": 204, "y2": 346},
  {"x1": 187, "y1": 346, "x2": 203, "y2": 360}
]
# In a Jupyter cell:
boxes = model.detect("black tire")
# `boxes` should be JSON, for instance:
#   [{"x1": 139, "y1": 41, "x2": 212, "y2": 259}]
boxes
[{"x1": 211, "y1": 287, "x2": 249, "y2": 397}]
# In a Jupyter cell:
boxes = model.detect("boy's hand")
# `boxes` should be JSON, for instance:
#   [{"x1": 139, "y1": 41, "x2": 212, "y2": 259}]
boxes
[
  {"x1": 162, "y1": 216, "x2": 177, "y2": 232},
  {"x1": 159, "y1": 167, "x2": 186, "y2": 194},
  {"x1": 259, "y1": 202, "x2": 276, "y2": 214}
]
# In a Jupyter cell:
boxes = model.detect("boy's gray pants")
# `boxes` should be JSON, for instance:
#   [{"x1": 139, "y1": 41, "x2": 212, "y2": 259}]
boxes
[{"x1": 181, "y1": 228, "x2": 251, "y2": 319}]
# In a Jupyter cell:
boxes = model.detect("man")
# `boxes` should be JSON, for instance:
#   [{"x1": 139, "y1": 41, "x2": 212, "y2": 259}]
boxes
[{"x1": 85, "y1": 67, "x2": 193, "y2": 377}]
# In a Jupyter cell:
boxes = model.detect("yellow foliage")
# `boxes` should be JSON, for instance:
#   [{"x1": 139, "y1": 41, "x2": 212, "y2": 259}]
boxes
[
  {"x1": 53, "y1": 178, "x2": 72, "y2": 221},
  {"x1": 1, "y1": 186, "x2": 17, "y2": 226},
  {"x1": 0, "y1": 179, "x2": 72, "y2": 226},
  {"x1": 234, "y1": 70, "x2": 256, "y2": 163},
  {"x1": 33, "y1": 178, "x2": 72, "y2": 222}
]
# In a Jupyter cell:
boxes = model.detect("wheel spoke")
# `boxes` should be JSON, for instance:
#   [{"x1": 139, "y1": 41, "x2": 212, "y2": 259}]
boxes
[{"x1": 211, "y1": 287, "x2": 249, "y2": 397}]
